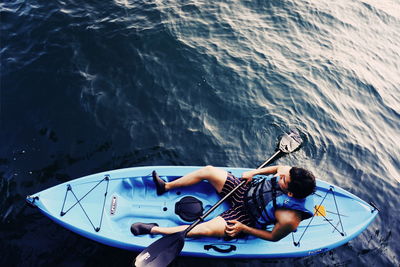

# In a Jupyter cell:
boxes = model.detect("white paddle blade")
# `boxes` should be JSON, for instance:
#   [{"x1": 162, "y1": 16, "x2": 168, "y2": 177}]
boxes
[{"x1": 279, "y1": 129, "x2": 303, "y2": 153}]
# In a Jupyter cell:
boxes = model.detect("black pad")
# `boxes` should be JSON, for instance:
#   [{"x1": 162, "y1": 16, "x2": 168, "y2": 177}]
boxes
[{"x1": 175, "y1": 196, "x2": 204, "y2": 222}]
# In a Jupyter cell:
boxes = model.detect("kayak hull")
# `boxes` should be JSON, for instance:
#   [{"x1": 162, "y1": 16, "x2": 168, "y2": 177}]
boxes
[{"x1": 27, "y1": 166, "x2": 378, "y2": 258}]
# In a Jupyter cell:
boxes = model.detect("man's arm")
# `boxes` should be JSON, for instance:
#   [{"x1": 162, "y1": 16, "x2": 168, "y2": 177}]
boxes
[
  {"x1": 243, "y1": 219, "x2": 297, "y2": 242},
  {"x1": 241, "y1": 165, "x2": 289, "y2": 184},
  {"x1": 243, "y1": 165, "x2": 279, "y2": 178},
  {"x1": 225, "y1": 210, "x2": 301, "y2": 242}
]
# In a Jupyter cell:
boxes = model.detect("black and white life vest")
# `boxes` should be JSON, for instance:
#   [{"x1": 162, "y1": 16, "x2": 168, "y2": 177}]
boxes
[{"x1": 245, "y1": 175, "x2": 314, "y2": 228}]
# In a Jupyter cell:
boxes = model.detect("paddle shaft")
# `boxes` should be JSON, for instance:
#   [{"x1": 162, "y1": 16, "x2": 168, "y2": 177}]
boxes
[
  {"x1": 185, "y1": 180, "x2": 246, "y2": 234},
  {"x1": 184, "y1": 149, "x2": 283, "y2": 235},
  {"x1": 258, "y1": 150, "x2": 282, "y2": 169}
]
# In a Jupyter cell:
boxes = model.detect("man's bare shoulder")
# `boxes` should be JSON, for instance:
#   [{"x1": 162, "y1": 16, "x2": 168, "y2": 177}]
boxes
[{"x1": 275, "y1": 209, "x2": 302, "y2": 227}]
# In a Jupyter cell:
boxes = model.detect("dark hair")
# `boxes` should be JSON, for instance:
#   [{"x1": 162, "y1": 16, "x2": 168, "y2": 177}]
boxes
[{"x1": 288, "y1": 167, "x2": 316, "y2": 198}]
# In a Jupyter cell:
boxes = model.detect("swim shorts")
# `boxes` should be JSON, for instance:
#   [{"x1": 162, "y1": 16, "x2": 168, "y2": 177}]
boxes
[{"x1": 219, "y1": 172, "x2": 255, "y2": 227}]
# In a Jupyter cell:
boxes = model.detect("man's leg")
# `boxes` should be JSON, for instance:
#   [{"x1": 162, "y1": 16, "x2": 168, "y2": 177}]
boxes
[
  {"x1": 165, "y1": 165, "x2": 228, "y2": 193},
  {"x1": 150, "y1": 216, "x2": 227, "y2": 237}
]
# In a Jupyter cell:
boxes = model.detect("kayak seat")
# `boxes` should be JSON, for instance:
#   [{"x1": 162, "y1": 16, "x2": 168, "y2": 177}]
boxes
[{"x1": 175, "y1": 196, "x2": 204, "y2": 222}]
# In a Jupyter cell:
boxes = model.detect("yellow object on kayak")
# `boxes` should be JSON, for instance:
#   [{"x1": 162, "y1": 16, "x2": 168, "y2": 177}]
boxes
[{"x1": 314, "y1": 205, "x2": 326, "y2": 216}]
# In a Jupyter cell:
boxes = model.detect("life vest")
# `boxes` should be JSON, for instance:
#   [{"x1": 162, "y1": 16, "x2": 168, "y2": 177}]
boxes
[{"x1": 245, "y1": 175, "x2": 314, "y2": 228}]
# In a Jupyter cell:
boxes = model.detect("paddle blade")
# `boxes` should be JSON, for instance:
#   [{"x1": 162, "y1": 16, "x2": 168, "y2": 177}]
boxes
[
  {"x1": 279, "y1": 129, "x2": 303, "y2": 153},
  {"x1": 134, "y1": 231, "x2": 185, "y2": 267}
]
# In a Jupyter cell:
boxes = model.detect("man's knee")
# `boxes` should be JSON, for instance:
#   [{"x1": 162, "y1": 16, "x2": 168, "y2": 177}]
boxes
[
  {"x1": 203, "y1": 165, "x2": 216, "y2": 174},
  {"x1": 187, "y1": 217, "x2": 226, "y2": 237},
  {"x1": 187, "y1": 223, "x2": 214, "y2": 237}
]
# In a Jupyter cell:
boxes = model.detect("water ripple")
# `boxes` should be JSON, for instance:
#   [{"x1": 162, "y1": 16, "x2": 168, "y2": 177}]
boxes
[{"x1": 1, "y1": 0, "x2": 399, "y2": 266}]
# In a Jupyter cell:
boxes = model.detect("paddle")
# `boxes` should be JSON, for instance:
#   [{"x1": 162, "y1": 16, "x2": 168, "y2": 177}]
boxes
[{"x1": 134, "y1": 129, "x2": 303, "y2": 267}]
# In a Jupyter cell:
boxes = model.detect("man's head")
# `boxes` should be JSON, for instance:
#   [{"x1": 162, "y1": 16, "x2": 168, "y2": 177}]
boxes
[{"x1": 276, "y1": 166, "x2": 316, "y2": 198}]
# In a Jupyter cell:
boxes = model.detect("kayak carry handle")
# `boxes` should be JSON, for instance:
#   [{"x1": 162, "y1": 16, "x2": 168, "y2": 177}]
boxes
[
  {"x1": 204, "y1": 244, "x2": 236, "y2": 253},
  {"x1": 26, "y1": 195, "x2": 39, "y2": 208},
  {"x1": 369, "y1": 201, "x2": 380, "y2": 213}
]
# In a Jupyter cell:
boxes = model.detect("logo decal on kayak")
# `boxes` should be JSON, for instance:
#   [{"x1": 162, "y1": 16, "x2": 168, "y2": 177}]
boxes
[
  {"x1": 135, "y1": 252, "x2": 151, "y2": 266},
  {"x1": 136, "y1": 252, "x2": 151, "y2": 263},
  {"x1": 110, "y1": 196, "x2": 117, "y2": 215}
]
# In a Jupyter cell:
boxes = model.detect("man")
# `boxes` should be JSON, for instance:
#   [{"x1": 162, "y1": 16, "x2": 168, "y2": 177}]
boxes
[{"x1": 131, "y1": 165, "x2": 316, "y2": 242}]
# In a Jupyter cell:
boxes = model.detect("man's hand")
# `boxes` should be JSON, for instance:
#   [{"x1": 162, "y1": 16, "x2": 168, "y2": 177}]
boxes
[
  {"x1": 241, "y1": 171, "x2": 254, "y2": 184},
  {"x1": 225, "y1": 220, "x2": 247, "y2": 237}
]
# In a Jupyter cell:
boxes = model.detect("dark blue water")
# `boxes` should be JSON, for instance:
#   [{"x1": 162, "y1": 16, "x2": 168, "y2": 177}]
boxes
[{"x1": 1, "y1": 0, "x2": 399, "y2": 266}]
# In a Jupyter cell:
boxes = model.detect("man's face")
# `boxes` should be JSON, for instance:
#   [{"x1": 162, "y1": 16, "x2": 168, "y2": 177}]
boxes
[{"x1": 275, "y1": 166, "x2": 292, "y2": 194}]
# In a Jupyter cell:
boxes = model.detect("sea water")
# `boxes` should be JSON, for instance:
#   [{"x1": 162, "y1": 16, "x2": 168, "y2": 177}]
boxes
[{"x1": 1, "y1": 0, "x2": 399, "y2": 266}]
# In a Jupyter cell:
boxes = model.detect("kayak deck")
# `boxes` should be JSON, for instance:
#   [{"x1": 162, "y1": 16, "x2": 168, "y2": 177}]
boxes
[{"x1": 28, "y1": 166, "x2": 378, "y2": 258}]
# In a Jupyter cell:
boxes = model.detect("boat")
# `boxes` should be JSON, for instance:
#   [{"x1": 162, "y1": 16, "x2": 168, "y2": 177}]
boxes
[{"x1": 26, "y1": 165, "x2": 379, "y2": 258}]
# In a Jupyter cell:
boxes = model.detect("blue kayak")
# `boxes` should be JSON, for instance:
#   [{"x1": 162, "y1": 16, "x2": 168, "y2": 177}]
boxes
[{"x1": 26, "y1": 166, "x2": 378, "y2": 258}]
